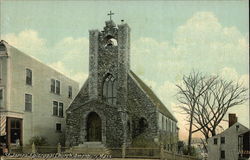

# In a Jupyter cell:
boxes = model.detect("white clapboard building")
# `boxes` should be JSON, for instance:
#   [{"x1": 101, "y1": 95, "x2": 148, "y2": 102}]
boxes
[{"x1": 0, "y1": 40, "x2": 79, "y2": 147}]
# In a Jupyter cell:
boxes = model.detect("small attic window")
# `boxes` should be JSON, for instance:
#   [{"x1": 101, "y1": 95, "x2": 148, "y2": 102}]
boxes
[{"x1": 0, "y1": 43, "x2": 6, "y2": 51}]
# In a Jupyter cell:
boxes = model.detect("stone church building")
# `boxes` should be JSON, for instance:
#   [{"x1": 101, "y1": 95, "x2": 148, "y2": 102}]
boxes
[{"x1": 66, "y1": 19, "x2": 178, "y2": 150}]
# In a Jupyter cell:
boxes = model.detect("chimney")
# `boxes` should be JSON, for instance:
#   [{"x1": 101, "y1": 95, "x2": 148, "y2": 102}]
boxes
[{"x1": 229, "y1": 113, "x2": 237, "y2": 127}]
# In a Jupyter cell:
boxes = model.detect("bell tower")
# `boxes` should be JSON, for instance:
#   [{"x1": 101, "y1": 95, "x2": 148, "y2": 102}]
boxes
[{"x1": 88, "y1": 14, "x2": 130, "y2": 107}]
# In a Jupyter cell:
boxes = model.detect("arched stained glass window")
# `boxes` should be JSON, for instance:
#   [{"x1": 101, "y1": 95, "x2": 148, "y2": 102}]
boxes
[{"x1": 103, "y1": 74, "x2": 117, "y2": 105}]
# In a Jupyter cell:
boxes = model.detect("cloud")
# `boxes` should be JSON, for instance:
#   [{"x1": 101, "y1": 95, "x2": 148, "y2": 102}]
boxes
[
  {"x1": 131, "y1": 12, "x2": 249, "y2": 139},
  {"x1": 52, "y1": 37, "x2": 89, "y2": 76},
  {"x1": 131, "y1": 12, "x2": 248, "y2": 140},
  {"x1": 220, "y1": 67, "x2": 239, "y2": 81},
  {"x1": 2, "y1": 30, "x2": 47, "y2": 57},
  {"x1": 239, "y1": 74, "x2": 249, "y2": 88},
  {"x1": 49, "y1": 61, "x2": 70, "y2": 75},
  {"x1": 228, "y1": 104, "x2": 249, "y2": 128},
  {"x1": 2, "y1": 30, "x2": 89, "y2": 85},
  {"x1": 173, "y1": 12, "x2": 248, "y2": 72},
  {"x1": 142, "y1": 78, "x2": 157, "y2": 90},
  {"x1": 71, "y1": 72, "x2": 88, "y2": 86},
  {"x1": 220, "y1": 67, "x2": 249, "y2": 88},
  {"x1": 52, "y1": 37, "x2": 89, "y2": 61},
  {"x1": 2, "y1": 11, "x2": 248, "y2": 140},
  {"x1": 156, "y1": 81, "x2": 178, "y2": 109},
  {"x1": 49, "y1": 61, "x2": 88, "y2": 86},
  {"x1": 174, "y1": 12, "x2": 222, "y2": 46},
  {"x1": 219, "y1": 67, "x2": 249, "y2": 128},
  {"x1": 132, "y1": 12, "x2": 249, "y2": 83}
]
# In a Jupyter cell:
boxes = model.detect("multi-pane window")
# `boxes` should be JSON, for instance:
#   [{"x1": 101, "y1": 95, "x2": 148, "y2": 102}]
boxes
[
  {"x1": 10, "y1": 119, "x2": 21, "y2": 143},
  {"x1": 170, "y1": 120, "x2": 172, "y2": 132},
  {"x1": 26, "y1": 69, "x2": 32, "y2": 85},
  {"x1": 175, "y1": 123, "x2": 177, "y2": 132},
  {"x1": 51, "y1": 79, "x2": 60, "y2": 94},
  {"x1": 53, "y1": 101, "x2": 63, "y2": 117},
  {"x1": 163, "y1": 117, "x2": 166, "y2": 131},
  {"x1": 162, "y1": 116, "x2": 164, "y2": 130},
  {"x1": 25, "y1": 94, "x2": 32, "y2": 112},
  {"x1": 0, "y1": 63, "x2": 2, "y2": 81},
  {"x1": 168, "y1": 119, "x2": 172, "y2": 132},
  {"x1": 56, "y1": 123, "x2": 61, "y2": 132},
  {"x1": 56, "y1": 80, "x2": 60, "y2": 94},
  {"x1": 238, "y1": 135, "x2": 244, "y2": 154},
  {"x1": 166, "y1": 119, "x2": 168, "y2": 131},
  {"x1": 53, "y1": 101, "x2": 58, "y2": 116},
  {"x1": 102, "y1": 74, "x2": 117, "y2": 105},
  {"x1": 159, "y1": 113, "x2": 162, "y2": 129},
  {"x1": 51, "y1": 79, "x2": 55, "y2": 93},
  {"x1": 221, "y1": 150, "x2": 225, "y2": 159},
  {"x1": 221, "y1": 137, "x2": 225, "y2": 144},
  {"x1": 0, "y1": 89, "x2": 3, "y2": 108},
  {"x1": 68, "y1": 86, "x2": 72, "y2": 98},
  {"x1": 59, "y1": 103, "x2": 63, "y2": 117},
  {"x1": 214, "y1": 138, "x2": 218, "y2": 145},
  {"x1": 172, "y1": 121, "x2": 175, "y2": 133}
]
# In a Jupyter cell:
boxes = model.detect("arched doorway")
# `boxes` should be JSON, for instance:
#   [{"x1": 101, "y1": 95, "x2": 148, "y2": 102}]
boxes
[{"x1": 86, "y1": 112, "x2": 102, "y2": 142}]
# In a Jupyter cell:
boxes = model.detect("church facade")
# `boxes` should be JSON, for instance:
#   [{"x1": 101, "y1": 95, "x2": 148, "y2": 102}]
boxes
[{"x1": 66, "y1": 20, "x2": 178, "y2": 150}]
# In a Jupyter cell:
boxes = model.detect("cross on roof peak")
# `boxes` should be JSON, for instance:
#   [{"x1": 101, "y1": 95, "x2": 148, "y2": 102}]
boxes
[{"x1": 107, "y1": 11, "x2": 114, "y2": 21}]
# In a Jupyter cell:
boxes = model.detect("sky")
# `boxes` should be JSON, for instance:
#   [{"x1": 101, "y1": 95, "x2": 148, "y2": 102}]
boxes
[{"x1": 0, "y1": 0, "x2": 249, "y2": 140}]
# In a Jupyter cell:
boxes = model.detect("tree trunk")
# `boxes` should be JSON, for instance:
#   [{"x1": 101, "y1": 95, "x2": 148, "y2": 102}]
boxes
[
  {"x1": 187, "y1": 106, "x2": 195, "y2": 155},
  {"x1": 211, "y1": 129, "x2": 216, "y2": 136}
]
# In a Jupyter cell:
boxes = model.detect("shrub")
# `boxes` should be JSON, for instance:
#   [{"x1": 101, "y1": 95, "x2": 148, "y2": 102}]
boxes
[
  {"x1": 29, "y1": 136, "x2": 48, "y2": 146},
  {"x1": 131, "y1": 135, "x2": 158, "y2": 148},
  {"x1": 182, "y1": 145, "x2": 197, "y2": 156}
]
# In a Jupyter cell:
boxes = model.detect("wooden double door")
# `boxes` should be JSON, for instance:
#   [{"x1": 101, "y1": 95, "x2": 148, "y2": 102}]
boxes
[{"x1": 86, "y1": 112, "x2": 102, "y2": 142}]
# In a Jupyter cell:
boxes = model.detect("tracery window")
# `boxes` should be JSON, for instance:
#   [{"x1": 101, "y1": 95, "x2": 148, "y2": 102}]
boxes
[{"x1": 103, "y1": 74, "x2": 117, "y2": 105}]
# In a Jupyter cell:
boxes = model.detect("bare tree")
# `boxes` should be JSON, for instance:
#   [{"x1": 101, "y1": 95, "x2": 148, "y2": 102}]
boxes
[
  {"x1": 176, "y1": 71, "x2": 248, "y2": 155},
  {"x1": 176, "y1": 71, "x2": 217, "y2": 155},
  {"x1": 193, "y1": 79, "x2": 248, "y2": 138}
]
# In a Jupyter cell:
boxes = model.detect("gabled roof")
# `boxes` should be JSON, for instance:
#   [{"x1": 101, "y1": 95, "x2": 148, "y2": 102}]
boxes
[
  {"x1": 239, "y1": 130, "x2": 250, "y2": 136},
  {"x1": 67, "y1": 70, "x2": 177, "y2": 122},
  {"x1": 66, "y1": 79, "x2": 89, "y2": 111},
  {"x1": 129, "y1": 71, "x2": 177, "y2": 122},
  {"x1": 0, "y1": 40, "x2": 8, "y2": 45},
  {"x1": 209, "y1": 122, "x2": 249, "y2": 139}
]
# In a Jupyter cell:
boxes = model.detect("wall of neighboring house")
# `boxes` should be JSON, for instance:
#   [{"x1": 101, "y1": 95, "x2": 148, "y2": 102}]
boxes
[
  {"x1": 158, "y1": 111, "x2": 178, "y2": 152},
  {"x1": 0, "y1": 55, "x2": 8, "y2": 109},
  {"x1": 1, "y1": 43, "x2": 79, "y2": 146},
  {"x1": 208, "y1": 122, "x2": 249, "y2": 160}
]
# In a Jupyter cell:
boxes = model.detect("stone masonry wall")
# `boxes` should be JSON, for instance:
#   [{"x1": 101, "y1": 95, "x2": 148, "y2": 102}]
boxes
[
  {"x1": 66, "y1": 100, "x2": 124, "y2": 147},
  {"x1": 88, "y1": 30, "x2": 99, "y2": 100},
  {"x1": 127, "y1": 74, "x2": 158, "y2": 142},
  {"x1": 66, "y1": 20, "x2": 176, "y2": 149}
]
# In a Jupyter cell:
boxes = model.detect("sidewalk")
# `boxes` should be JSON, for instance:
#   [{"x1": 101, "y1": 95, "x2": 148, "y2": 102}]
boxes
[{"x1": 1, "y1": 157, "x2": 159, "y2": 160}]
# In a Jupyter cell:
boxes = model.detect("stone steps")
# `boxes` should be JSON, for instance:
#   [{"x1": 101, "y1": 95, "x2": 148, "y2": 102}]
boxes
[
  {"x1": 77, "y1": 142, "x2": 105, "y2": 148},
  {"x1": 65, "y1": 142, "x2": 110, "y2": 155}
]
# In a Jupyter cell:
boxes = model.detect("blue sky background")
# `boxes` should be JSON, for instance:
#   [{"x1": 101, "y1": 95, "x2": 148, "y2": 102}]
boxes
[{"x1": 0, "y1": 0, "x2": 249, "y2": 139}]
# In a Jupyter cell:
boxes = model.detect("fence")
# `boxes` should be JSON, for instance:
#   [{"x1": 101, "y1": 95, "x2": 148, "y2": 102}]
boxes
[
  {"x1": 162, "y1": 150, "x2": 199, "y2": 160},
  {"x1": 9, "y1": 143, "x2": 69, "y2": 154},
  {"x1": 109, "y1": 147, "x2": 160, "y2": 158},
  {"x1": 7, "y1": 143, "x2": 198, "y2": 160}
]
